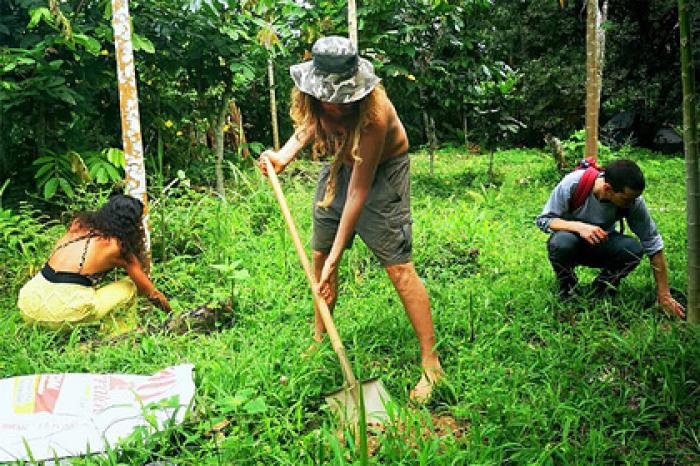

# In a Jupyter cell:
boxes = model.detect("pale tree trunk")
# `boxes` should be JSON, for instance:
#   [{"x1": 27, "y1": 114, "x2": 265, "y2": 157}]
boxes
[
  {"x1": 348, "y1": 0, "x2": 358, "y2": 47},
  {"x1": 214, "y1": 94, "x2": 232, "y2": 197},
  {"x1": 679, "y1": 0, "x2": 699, "y2": 323},
  {"x1": 595, "y1": 0, "x2": 608, "y2": 124},
  {"x1": 584, "y1": 0, "x2": 600, "y2": 160},
  {"x1": 112, "y1": 0, "x2": 150, "y2": 270},
  {"x1": 228, "y1": 101, "x2": 250, "y2": 158},
  {"x1": 268, "y1": 57, "x2": 280, "y2": 150}
]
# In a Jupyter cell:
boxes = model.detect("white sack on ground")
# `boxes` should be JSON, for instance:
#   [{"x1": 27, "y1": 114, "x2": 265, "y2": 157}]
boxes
[{"x1": 0, "y1": 364, "x2": 195, "y2": 462}]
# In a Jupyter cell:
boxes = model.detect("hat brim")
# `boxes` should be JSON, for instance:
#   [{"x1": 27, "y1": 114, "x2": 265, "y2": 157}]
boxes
[{"x1": 290, "y1": 57, "x2": 380, "y2": 104}]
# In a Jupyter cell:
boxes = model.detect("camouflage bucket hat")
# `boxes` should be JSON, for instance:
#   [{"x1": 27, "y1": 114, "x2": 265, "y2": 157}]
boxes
[{"x1": 290, "y1": 36, "x2": 380, "y2": 104}]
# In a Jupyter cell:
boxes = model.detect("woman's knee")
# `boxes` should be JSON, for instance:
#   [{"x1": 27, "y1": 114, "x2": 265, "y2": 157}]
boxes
[
  {"x1": 385, "y1": 262, "x2": 415, "y2": 291},
  {"x1": 312, "y1": 250, "x2": 329, "y2": 265}
]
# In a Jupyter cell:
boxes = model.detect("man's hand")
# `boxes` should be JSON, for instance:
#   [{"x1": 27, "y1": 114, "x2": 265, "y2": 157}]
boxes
[
  {"x1": 258, "y1": 150, "x2": 289, "y2": 176},
  {"x1": 577, "y1": 223, "x2": 608, "y2": 245},
  {"x1": 658, "y1": 291, "x2": 685, "y2": 319}
]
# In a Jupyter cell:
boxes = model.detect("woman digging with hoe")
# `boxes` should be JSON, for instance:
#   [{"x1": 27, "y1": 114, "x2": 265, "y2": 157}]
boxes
[
  {"x1": 18, "y1": 194, "x2": 171, "y2": 329},
  {"x1": 259, "y1": 36, "x2": 443, "y2": 402}
]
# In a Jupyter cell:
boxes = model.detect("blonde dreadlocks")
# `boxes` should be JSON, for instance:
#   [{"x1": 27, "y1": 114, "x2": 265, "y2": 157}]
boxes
[{"x1": 290, "y1": 85, "x2": 385, "y2": 208}]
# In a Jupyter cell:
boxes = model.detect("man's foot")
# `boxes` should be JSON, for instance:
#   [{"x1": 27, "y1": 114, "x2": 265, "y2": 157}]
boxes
[
  {"x1": 590, "y1": 275, "x2": 620, "y2": 297},
  {"x1": 556, "y1": 277, "x2": 578, "y2": 300},
  {"x1": 409, "y1": 366, "x2": 444, "y2": 404}
]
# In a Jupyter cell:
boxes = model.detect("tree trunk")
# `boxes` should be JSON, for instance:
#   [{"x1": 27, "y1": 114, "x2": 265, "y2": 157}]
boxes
[
  {"x1": 0, "y1": 103, "x2": 4, "y2": 175},
  {"x1": 214, "y1": 94, "x2": 231, "y2": 197},
  {"x1": 421, "y1": 106, "x2": 437, "y2": 175},
  {"x1": 37, "y1": 101, "x2": 46, "y2": 155},
  {"x1": 268, "y1": 57, "x2": 280, "y2": 150},
  {"x1": 679, "y1": 0, "x2": 699, "y2": 323},
  {"x1": 595, "y1": 0, "x2": 608, "y2": 128},
  {"x1": 112, "y1": 0, "x2": 150, "y2": 270},
  {"x1": 584, "y1": 0, "x2": 600, "y2": 160},
  {"x1": 348, "y1": 0, "x2": 358, "y2": 47},
  {"x1": 463, "y1": 111, "x2": 468, "y2": 149},
  {"x1": 228, "y1": 101, "x2": 250, "y2": 158}
]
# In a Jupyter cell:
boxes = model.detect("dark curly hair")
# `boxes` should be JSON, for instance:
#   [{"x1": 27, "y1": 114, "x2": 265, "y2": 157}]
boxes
[{"x1": 74, "y1": 194, "x2": 146, "y2": 265}]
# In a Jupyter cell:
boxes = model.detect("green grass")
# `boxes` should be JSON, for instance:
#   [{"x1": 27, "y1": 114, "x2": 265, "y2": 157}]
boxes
[{"x1": 1, "y1": 148, "x2": 698, "y2": 465}]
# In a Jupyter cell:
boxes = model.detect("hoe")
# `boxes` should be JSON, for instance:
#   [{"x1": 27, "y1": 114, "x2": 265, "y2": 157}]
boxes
[{"x1": 262, "y1": 156, "x2": 391, "y2": 427}]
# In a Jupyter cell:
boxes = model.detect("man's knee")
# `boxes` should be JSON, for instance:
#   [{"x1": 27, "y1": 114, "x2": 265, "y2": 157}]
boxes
[
  {"x1": 547, "y1": 231, "x2": 580, "y2": 262},
  {"x1": 612, "y1": 236, "x2": 643, "y2": 268}
]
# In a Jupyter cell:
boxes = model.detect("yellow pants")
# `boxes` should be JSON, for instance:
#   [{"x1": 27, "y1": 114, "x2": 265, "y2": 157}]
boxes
[{"x1": 17, "y1": 273, "x2": 137, "y2": 329}]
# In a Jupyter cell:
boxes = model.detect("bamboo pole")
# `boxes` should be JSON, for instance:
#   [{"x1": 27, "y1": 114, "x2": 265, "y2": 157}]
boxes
[
  {"x1": 112, "y1": 0, "x2": 150, "y2": 269},
  {"x1": 268, "y1": 57, "x2": 280, "y2": 151},
  {"x1": 584, "y1": 0, "x2": 600, "y2": 160},
  {"x1": 679, "y1": 0, "x2": 699, "y2": 322},
  {"x1": 348, "y1": 0, "x2": 358, "y2": 47}
]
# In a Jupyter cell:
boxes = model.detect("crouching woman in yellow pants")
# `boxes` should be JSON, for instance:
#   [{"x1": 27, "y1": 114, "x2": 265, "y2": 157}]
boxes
[{"x1": 18, "y1": 194, "x2": 171, "y2": 329}]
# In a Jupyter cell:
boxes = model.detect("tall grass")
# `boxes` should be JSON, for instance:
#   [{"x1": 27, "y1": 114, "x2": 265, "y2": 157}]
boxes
[{"x1": 0, "y1": 148, "x2": 697, "y2": 464}]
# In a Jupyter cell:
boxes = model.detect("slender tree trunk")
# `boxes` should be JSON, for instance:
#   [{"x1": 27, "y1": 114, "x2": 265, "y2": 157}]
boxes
[
  {"x1": 228, "y1": 101, "x2": 250, "y2": 158},
  {"x1": 463, "y1": 111, "x2": 468, "y2": 149},
  {"x1": 214, "y1": 94, "x2": 231, "y2": 197},
  {"x1": 348, "y1": 0, "x2": 358, "y2": 47},
  {"x1": 679, "y1": 0, "x2": 699, "y2": 323},
  {"x1": 420, "y1": 100, "x2": 437, "y2": 175},
  {"x1": 595, "y1": 0, "x2": 608, "y2": 126},
  {"x1": 37, "y1": 101, "x2": 46, "y2": 155},
  {"x1": 584, "y1": 0, "x2": 600, "y2": 160},
  {"x1": 429, "y1": 114, "x2": 437, "y2": 175},
  {"x1": 112, "y1": 0, "x2": 150, "y2": 269},
  {"x1": 0, "y1": 103, "x2": 4, "y2": 176},
  {"x1": 268, "y1": 57, "x2": 280, "y2": 151}
]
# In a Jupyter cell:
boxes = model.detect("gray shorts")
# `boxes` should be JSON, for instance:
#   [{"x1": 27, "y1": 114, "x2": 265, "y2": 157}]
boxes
[{"x1": 312, "y1": 153, "x2": 413, "y2": 266}]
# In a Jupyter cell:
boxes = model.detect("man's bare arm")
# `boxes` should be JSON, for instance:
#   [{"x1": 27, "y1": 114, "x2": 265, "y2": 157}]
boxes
[{"x1": 649, "y1": 250, "x2": 685, "y2": 319}]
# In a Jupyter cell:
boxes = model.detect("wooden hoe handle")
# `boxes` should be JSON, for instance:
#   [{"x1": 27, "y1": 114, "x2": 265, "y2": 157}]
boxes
[{"x1": 262, "y1": 156, "x2": 358, "y2": 389}]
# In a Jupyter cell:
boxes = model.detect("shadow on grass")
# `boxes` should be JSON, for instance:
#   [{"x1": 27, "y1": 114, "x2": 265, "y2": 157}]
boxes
[{"x1": 412, "y1": 170, "x2": 503, "y2": 198}]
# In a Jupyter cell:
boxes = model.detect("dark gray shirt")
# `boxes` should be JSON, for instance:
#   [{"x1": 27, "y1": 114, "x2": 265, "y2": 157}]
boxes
[{"x1": 536, "y1": 170, "x2": 664, "y2": 256}]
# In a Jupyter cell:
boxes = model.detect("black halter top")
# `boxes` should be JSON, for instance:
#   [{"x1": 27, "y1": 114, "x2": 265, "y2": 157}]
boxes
[{"x1": 41, "y1": 232, "x2": 110, "y2": 286}]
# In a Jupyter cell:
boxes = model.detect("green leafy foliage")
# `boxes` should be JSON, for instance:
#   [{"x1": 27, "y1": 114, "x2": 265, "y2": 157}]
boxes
[{"x1": 33, "y1": 149, "x2": 124, "y2": 199}]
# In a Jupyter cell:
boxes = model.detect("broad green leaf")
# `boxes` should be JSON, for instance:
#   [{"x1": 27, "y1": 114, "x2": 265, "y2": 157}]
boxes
[
  {"x1": 104, "y1": 164, "x2": 121, "y2": 181},
  {"x1": 95, "y1": 167, "x2": 108, "y2": 184},
  {"x1": 105, "y1": 148, "x2": 125, "y2": 168},
  {"x1": 28, "y1": 8, "x2": 51, "y2": 29},
  {"x1": 74, "y1": 34, "x2": 101, "y2": 56},
  {"x1": 34, "y1": 163, "x2": 54, "y2": 180},
  {"x1": 43, "y1": 178, "x2": 59, "y2": 199},
  {"x1": 58, "y1": 178, "x2": 74, "y2": 197},
  {"x1": 132, "y1": 33, "x2": 155, "y2": 54},
  {"x1": 68, "y1": 151, "x2": 90, "y2": 182}
]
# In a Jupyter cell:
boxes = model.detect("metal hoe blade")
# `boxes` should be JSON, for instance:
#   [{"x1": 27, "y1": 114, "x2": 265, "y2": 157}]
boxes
[{"x1": 325, "y1": 378, "x2": 391, "y2": 426}]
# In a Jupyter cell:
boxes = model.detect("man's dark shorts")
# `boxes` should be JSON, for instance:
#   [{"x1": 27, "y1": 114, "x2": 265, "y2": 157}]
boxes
[{"x1": 312, "y1": 153, "x2": 413, "y2": 266}]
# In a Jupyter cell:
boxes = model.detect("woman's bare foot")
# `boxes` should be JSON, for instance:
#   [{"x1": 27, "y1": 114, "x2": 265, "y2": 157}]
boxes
[
  {"x1": 302, "y1": 332, "x2": 325, "y2": 358},
  {"x1": 409, "y1": 366, "x2": 444, "y2": 404}
]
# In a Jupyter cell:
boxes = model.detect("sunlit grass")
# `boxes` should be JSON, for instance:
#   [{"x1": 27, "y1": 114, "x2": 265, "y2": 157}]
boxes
[{"x1": 0, "y1": 148, "x2": 697, "y2": 464}]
